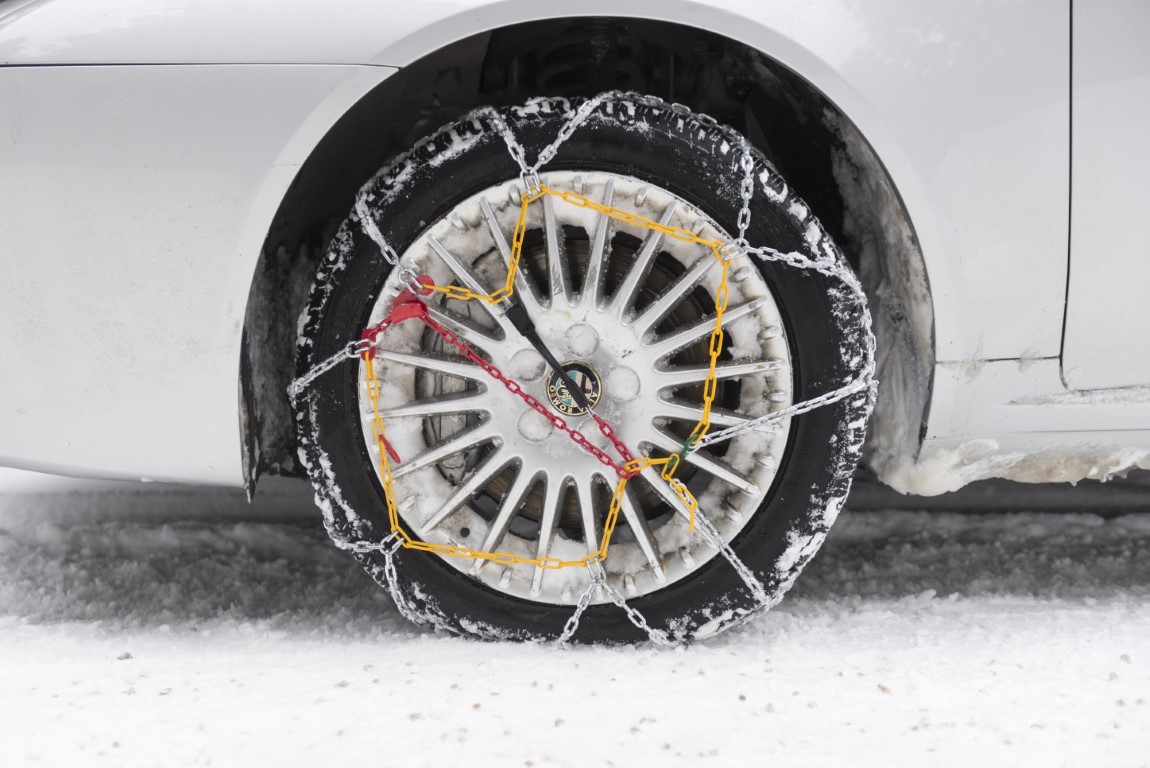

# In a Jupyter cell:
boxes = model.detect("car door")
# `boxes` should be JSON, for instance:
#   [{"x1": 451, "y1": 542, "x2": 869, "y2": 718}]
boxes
[{"x1": 1062, "y1": 0, "x2": 1150, "y2": 389}]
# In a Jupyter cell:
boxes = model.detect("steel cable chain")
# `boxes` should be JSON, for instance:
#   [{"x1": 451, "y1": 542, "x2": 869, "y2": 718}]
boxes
[
  {"x1": 289, "y1": 92, "x2": 876, "y2": 645},
  {"x1": 556, "y1": 562, "x2": 606, "y2": 644},
  {"x1": 318, "y1": 525, "x2": 427, "y2": 627},
  {"x1": 690, "y1": 508, "x2": 770, "y2": 605},
  {"x1": 598, "y1": 577, "x2": 676, "y2": 647},
  {"x1": 736, "y1": 143, "x2": 756, "y2": 245},
  {"x1": 688, "y1": 245, "x2": 877, "y2": 452},
  {"x1": 287, "y1": 339, "x2": 372, "y2": 403},
  {"x1": 354, "y1": 195, "x2": 401, "y2": 266}
]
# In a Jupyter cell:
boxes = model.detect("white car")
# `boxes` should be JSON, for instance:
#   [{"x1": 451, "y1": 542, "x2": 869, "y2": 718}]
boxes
[{"x1": 2, "y1": 0, "x2": 1147, "y2": 643}]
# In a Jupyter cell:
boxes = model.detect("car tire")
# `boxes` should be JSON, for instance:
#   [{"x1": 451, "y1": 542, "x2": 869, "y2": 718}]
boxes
[{"x1": 294, "y1": 94, "x2": 872, "y2": 643}]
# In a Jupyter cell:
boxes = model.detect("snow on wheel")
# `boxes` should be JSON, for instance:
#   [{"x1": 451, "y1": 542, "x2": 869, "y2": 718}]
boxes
[{"x1": 293, "y1": 94, "x2": 874, "y2": 643}]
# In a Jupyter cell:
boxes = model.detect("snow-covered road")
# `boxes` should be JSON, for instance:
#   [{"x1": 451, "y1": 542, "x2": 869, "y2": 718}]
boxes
[{"x1": 1, "y1": 478, "x2": 1147, "y2": 767}]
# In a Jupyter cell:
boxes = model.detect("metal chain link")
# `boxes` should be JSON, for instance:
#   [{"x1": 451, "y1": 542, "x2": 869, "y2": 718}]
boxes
[
  {"x1": 419, "y1": 310, "x2": 636, "y2": 478},
  {"x1": 354, "y1": 176, "x2": 432, "y2": 296},
  {"x1": 320, "y1": 524, "x2": 426, "y2": 627},
  {"x1": 693, "y1": 377, "x2": 873, "y2": 450},
  {"x1": 287, "y1": 339, "x2": 371, "y2": 403},
  {"x1": 288, "y1": 274, "x2": 431, "y2": 403},
  {"x1": 533, "y1": 92, "x2": 616, "y2": 171},
  {"x1": 688, "y1": 245, "x2": 877, "y2": 452},
  {"x1": 556, "y1": 562, "x2": 606, "y2": 645},
  {"x1": 555, "y1": 560, "x2": 676, "y2": 647},
  {"x1": 382, "y1": 539, "x2": 426, "y2": 628},
  {"x1": 691, "y1": 509, "x2": 770, "y2": 605},
  {"x1": 292, "y1": 92, "x2": 876, "y2": 646},
  {"x1": 736, "y1": 143, "x2": 755, "y2": 245},
  {"x1": 354, "y1": 194, "x2": 400, "y2": 265},
  {"x1": 599, "y1": 578, "x2": 677, "y2": 647},
  {"x1": 473, "y1": 106, "x2": 532, "y2": 178}
]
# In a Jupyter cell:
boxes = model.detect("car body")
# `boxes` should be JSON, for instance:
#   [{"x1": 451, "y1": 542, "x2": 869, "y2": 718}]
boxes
[{"x1": 2, "y1": 0, "x2": 1148, "y2": 496}]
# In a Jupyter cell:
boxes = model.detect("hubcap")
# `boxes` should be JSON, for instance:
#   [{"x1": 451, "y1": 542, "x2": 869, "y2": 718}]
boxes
[
  {"x1": 546, "y1": 362, "x2": 602, "y2": 417},
  {"x1": 359, "y1": 171, "x2": 793, "y2": 605}
]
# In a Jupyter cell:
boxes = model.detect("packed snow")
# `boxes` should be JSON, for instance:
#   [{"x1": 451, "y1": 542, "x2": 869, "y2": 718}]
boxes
[{"x1": 0, "y1": 472, "x2": 1147, "y2": 766}]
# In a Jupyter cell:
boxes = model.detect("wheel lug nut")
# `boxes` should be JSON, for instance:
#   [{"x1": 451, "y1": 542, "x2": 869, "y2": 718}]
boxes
[
  {"x1": 606, "y1": 366, "x2": 641, "y2": 402},
  {"x1": 753, "y1": 453, "x2": 776, "y2": 470},
  {"x1": 517, "y1": 410, "x2": 554, "y2": 443},
  {"x1": 510, "y1": 349, "x2": 546, "y2": 381},
  {"x1": 723, "y1": 496, "x2": 745, "y2": 523},
  {"x1": 564, "y1": 323, "x2": 598, "y2": 356}
]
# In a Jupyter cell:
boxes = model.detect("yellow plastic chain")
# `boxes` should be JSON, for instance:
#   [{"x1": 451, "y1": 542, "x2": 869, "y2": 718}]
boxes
[{"x1": 364, "y1": 183, "x2": 735, "y2": 568}]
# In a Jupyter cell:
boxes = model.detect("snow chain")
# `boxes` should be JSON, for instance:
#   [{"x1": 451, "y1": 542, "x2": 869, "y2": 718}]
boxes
[{"x1": 289, "y1": 91, "x2": 877, "y2": 645}]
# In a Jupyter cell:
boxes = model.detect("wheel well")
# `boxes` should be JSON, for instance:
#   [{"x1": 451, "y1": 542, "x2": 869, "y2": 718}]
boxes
[{"x1": 240, "y1": 16, "x2": 933, "y2": 492}]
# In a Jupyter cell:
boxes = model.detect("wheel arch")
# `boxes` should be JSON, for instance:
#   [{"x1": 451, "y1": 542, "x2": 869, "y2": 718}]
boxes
[{"x1": 240, "y1": 14, "x2": 934, "y2": 493}]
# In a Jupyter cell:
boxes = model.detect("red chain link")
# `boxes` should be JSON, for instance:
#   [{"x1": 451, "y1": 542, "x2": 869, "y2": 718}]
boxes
[
  {"x1": 359, "y1": 275, "x2": 438, "y2": 358},
  {"x1": 420, "y1": 312, "x2": 638, "y2": 478},
  {"x1": 365, "y1": 283, "x2": 640, "y2": 479},
  {"x1": 593, "y1": 418, "x2": 636, "y2": 468}
]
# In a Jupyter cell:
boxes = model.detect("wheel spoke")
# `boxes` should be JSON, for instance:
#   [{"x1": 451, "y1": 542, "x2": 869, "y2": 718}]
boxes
[
  {"x1": 420, "y1": 448, "x2": 517, "y2": 534},
  {"x1": 574, "y1": 475, "x2": 602, "y2": 556},
  {"x1": 582, "y1": 178, "x2": 615, "y2": 305},
  {"x1": 531, "y1": 474, "x2": 567, "y2": 595},
  {"x1": 619, "y1": 484, "x2": 666, "y2": 581},
  {"x1": 427, "y1": 234, "x2": 517, "y2": 337},
  {"x1": 543, "y1": 194, "x2": 574, "y2": 306},
  {"x1": 631, "y1": 251, "x2": 719, "y2": 335},
  {"x1": 645, "y1": 297, "x2": 769, "y2": 358},
  {"x1": 392, "y1": 422, "x2": 497, "y2": 480},
  {"x1": 424, "y1": 305, "x2": 503, "y2": 350},
  {"x1": 653, "y1": 399, "x2": 759, "y2": 430},
  {"x1": 470, "y1": 463, "x2": 537, "y2": 574},
  {"x1": 610, "y1": 200, "x2": 679, "y2": 316},
  {"x1": 643, "y1": 429, "x2": 760, "y2": 494},
  {"x1": 379, "y1": 390, "x2": 494, "y2": 419},
  {"x1": 427, "y1": 234, "x2": 493, "y2": 298},
  {"x1": 480, "y1": 196, "x2": 546, "y2": 314},
  {"x1": 641, "y1": 468, "x2": 728, "y2": 539},
  {"x1": 641, "y1": 465, "x2": 693, "y2": 518},
  {"x1": 655, "y1": 359, "x2": 785, "y2": 388},
  {"x1": 378, "y1": 350, "x2": 486, "y2": 382}
]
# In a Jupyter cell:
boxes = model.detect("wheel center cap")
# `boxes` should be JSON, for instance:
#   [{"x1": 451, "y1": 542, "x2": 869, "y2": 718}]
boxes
[{"x1": 546, "y1": 362, "x2": 603, "y2": 417}]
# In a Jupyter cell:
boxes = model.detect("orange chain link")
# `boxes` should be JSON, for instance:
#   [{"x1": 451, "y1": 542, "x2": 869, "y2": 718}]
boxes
[{"x1": 362, "y1": 184, "x2": 735, "y2": 568}]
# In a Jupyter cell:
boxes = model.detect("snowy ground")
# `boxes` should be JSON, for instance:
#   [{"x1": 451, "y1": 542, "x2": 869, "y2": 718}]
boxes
[{"x1": 1, "y1": 472, "x2": 1147, "y2": 767}]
